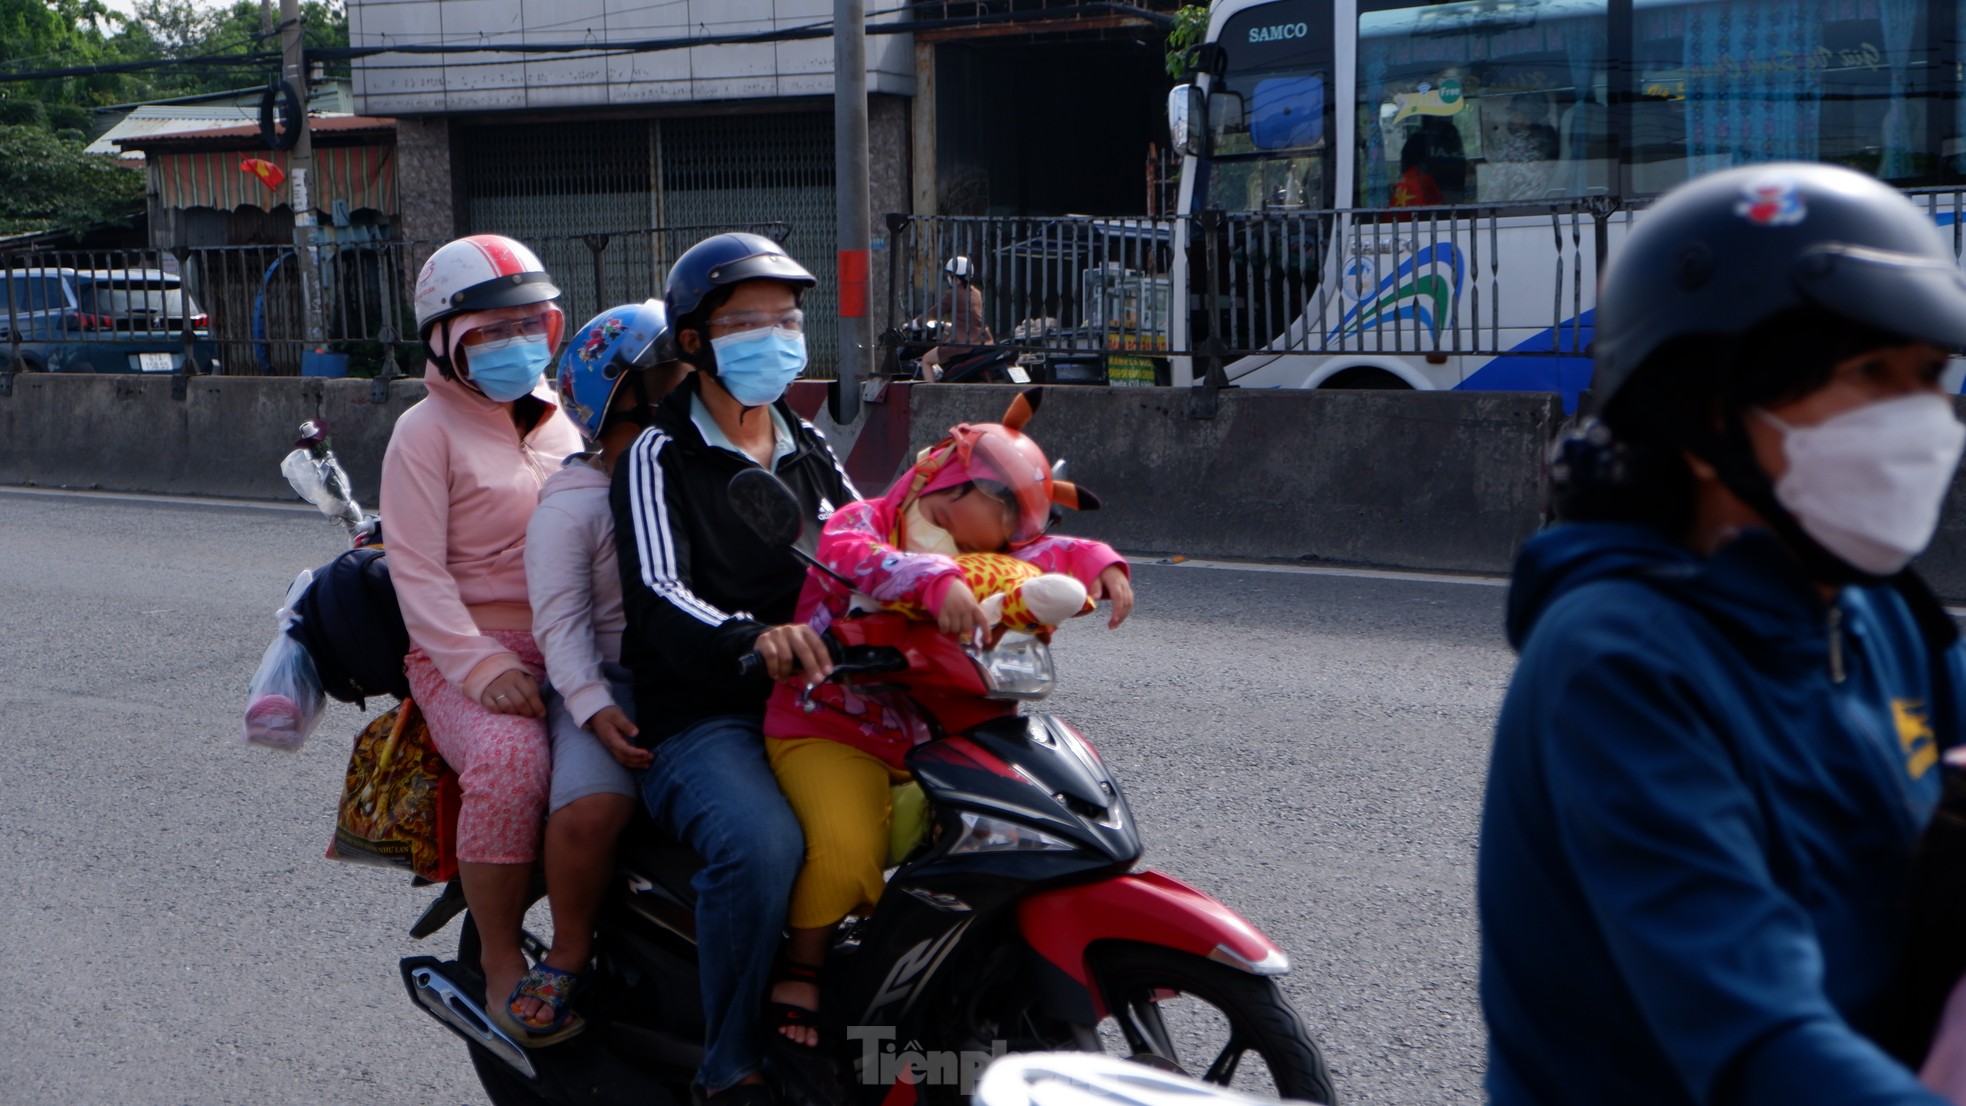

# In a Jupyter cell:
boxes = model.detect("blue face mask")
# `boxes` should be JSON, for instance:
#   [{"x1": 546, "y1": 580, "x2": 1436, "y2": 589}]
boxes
[
  {"x1": 709, "y1": 326, "x2": 806, "y2": 407},
  {"x1": 463, "y1": 336, "x2": 552, "y2": 403}
]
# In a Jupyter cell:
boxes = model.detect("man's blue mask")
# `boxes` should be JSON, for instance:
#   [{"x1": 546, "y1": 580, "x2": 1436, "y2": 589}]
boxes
[{"x1": 709, "y1": 326, "x2": 806, "y2": 407}]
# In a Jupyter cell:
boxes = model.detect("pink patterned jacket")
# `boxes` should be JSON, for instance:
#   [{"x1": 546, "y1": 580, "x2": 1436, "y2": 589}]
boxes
[{"x1": 761, "y1": 473, "x2": 1125, "y2": 769}]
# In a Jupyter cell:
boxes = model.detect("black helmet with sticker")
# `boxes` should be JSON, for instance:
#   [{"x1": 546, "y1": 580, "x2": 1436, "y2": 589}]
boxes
[{"x1": 1593, "y1": 162, "x2": 1966, "y2": 406}]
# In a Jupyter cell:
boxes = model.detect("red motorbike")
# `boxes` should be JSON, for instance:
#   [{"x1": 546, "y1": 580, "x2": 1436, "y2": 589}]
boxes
[{"x1": 397, "y1": 471, "x2": 1336, "y2": 1106}]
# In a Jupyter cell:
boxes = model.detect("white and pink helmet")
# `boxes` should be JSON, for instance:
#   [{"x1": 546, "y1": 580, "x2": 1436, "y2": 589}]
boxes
[{"x1": 413, "y1": 234, "x2": 561, "y2": 340}]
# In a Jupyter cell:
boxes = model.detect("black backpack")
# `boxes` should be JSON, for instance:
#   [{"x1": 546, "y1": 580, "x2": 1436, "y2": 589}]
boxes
[{"x1": 286, "y1": 547, "x2": 412, "y2": 706}]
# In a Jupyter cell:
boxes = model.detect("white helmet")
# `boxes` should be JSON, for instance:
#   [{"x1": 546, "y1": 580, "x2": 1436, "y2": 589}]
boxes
[
  {"x1": 975, "y1": 1053, "x2": 1326, "y2": 1106},
  {"x1": 413, "y1": 234, "x2": 560, "y2": 339},
  {"x1": 945, "y1": 255, "x2": 973, "y2": 281}
]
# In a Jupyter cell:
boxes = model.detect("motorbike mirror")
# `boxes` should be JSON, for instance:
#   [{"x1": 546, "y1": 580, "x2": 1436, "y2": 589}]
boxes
[
  {"x1": 728, "y1": 468, "x2": 863, "y2": 593},
  {"x1": 728, "y1": 468, "x2": 806, "y2": 550}
]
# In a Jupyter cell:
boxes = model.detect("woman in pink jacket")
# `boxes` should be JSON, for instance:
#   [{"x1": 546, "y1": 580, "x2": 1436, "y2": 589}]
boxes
[{"x1": 381, "y1": 234, "x2": 583, "y2": 1045}]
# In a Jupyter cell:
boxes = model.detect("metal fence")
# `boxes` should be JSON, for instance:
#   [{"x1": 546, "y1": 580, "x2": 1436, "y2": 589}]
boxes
[
  {"x1": 888, "y1": 188, "x2": 1966, "y2": 387},
  {"x1": 885, "y1": 201, "x2": 1635, "y2": 380},
  {"x1": 0, "y1": 221, "x2": 792, "y2": 380}
]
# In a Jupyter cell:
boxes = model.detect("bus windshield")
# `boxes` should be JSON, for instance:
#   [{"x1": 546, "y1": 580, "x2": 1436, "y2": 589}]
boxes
[{"x1": 1198, "y1": 0, "x2": 1334, "y2": 212}]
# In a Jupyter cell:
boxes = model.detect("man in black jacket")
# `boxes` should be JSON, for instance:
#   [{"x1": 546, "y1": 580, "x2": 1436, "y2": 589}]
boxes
[{"x1": 611, "y1": 233, "x2": 854, "y2": 1106}]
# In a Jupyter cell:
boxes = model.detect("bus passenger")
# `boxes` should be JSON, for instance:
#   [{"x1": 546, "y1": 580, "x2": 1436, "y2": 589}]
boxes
[{"x1": 1390, "y1": 130, "x2": 1444, "y2": 208}]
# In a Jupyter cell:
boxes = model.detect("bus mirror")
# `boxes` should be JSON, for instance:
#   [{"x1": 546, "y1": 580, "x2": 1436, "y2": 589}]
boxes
[{"x1": 1168, "y1": 84, "x2": 1207, "y2": 158}]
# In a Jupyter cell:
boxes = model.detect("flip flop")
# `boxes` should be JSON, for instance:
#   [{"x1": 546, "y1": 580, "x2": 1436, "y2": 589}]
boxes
[{"x1": 492, "y1": 962, "x2": 587, "y2": 1048}]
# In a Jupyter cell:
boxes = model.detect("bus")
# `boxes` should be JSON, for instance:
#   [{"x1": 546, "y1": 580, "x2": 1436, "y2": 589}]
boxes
[{"x1": 1165, "y1": 0, "x2": 1966, "y2": 407}]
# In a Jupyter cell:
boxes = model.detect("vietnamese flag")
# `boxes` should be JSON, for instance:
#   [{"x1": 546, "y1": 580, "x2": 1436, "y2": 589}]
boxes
[{"x1": 240, "y1": 157, "x2": 286, "y2": 191}]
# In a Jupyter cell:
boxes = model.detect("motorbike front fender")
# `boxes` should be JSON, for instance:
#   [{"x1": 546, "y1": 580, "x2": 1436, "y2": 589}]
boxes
[{"x1": 1016, "y1": 869, "x2": 1288, "y2": 1022}]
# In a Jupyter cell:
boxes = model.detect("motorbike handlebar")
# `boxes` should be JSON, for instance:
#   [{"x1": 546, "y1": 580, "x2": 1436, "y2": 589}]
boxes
[{"x1": 736, "y1": 639, "x2": 906, "y2": 681}]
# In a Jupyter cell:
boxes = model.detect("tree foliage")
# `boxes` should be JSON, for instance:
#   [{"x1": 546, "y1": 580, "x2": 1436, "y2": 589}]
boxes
[
  {"x1": 0, "y1": 0, "x2": 349, "y2": 109},
  {"x1": 0, "y1": 0, "x2": 349, "y2": 232},
  {"x1": 1164, "y1": 5, "x2": 1210, "y2": 80},
  {"x1": 0, "y1": 123, "x2": 145, "y2": 234},
  {"x1": 116, "y1": 0, "x2": 349, "y2": 102}
]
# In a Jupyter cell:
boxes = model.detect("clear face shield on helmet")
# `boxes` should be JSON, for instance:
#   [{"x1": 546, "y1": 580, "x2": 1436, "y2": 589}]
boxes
[{"x1": 946, "y1": 425, "x2": 1053, "y2": 546}]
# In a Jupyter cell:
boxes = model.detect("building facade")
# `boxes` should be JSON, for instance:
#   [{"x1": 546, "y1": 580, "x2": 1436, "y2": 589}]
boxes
[{"x1": 345, "y1": 0, "x2": 1179, "y2": 368}]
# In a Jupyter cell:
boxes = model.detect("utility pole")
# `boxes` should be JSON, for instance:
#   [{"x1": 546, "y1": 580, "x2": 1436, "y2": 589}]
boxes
[
  {"x1": 280, "y1": 0, "x2": 326, "y2": 353},
  {"x1": 833, "y1": 0, "x2": 868, "y2": 423}
]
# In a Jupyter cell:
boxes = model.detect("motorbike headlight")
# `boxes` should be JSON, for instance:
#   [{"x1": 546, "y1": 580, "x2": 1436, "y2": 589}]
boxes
[
  {"x1": 978, "y1": 633, "x2": 1055, "y2": 701},
  {"x1": 946, "y1": 810, "x2": 1079, "y2": 855}
]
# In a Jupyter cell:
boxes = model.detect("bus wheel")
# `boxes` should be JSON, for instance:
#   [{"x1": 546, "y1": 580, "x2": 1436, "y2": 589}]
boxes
[{"x1": 1319, "y1": 367, "x2": 1412, "y2": 390}]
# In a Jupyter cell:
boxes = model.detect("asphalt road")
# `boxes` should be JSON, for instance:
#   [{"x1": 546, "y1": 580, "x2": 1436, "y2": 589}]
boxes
[{"x1": 0, "y1": 488, "x2": 1514, "y2": 1106}]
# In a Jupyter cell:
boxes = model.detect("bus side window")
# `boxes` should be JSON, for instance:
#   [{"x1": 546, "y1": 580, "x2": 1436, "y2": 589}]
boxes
[{"x1": 1557, "y1": 96, "x2": 1614, "y2": 196}]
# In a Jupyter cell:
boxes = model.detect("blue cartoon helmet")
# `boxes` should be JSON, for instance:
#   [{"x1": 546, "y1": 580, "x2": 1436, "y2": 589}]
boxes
[{"x1": 556, "y1": 299, "x2": 674, "y2": 439}]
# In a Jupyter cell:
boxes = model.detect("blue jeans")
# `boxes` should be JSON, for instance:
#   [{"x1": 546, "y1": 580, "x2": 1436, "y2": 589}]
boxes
[{"x1": 640, "y1": 714, "x2": 805, "y2": 1093}]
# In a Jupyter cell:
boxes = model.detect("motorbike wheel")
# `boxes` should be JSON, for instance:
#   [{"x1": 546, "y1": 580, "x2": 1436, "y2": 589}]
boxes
[
  {"x1": 458, "y1": 913, "x2": 557, "y2": 1106},
  {"x1": 1088, "y1": 943, "x2": 1339, "y2": 1106}
]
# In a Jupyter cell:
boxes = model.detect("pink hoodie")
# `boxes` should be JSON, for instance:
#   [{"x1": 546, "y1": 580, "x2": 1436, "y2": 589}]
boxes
[{"x1": 380, "y1": 369, "x2": 582, "y2": 702}]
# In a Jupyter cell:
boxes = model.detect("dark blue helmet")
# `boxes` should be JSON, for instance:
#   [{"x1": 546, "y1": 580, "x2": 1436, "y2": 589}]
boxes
[
  {"x1": 664, "y1": 232, "x2": 815, "y2": 326},
  {"x1": 1594, "y1": 162, "x2": 1966, "y2": 406}
]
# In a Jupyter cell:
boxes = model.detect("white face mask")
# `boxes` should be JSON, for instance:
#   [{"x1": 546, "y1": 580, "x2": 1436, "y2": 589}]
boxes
[{"x1": 1756, "y1": 393, "x2": 1966, "y2": 576}]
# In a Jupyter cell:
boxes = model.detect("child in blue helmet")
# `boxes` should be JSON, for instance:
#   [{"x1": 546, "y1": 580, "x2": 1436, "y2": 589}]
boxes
[{"x1": 508, "y1": 300, "x2": 684, "y2": 1042}]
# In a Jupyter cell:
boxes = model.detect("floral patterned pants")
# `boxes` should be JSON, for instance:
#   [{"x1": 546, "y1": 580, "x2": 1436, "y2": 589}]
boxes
[{"x1": 405, "y1": 630, "x2": 550, "y2": 865}]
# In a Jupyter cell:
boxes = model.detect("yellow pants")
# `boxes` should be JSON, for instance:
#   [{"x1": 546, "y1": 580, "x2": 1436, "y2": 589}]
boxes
[{"x1": 767, "y1": 737, "x2": 911, "y2": 930}]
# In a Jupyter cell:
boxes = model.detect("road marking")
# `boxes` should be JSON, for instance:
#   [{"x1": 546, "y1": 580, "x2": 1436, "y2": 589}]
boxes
[
  {"x1": 1132, "y1": 555, "x2": 1510, "y2": 589},
  {"x1": 0, "y1": 486, "x2": 319, "y2": 514}
]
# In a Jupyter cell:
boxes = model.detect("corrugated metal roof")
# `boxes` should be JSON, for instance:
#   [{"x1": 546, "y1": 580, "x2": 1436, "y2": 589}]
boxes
[
  {"x1": 87, "y1": 105, "x2": 270, "y2": 159},
  {"x1": 116, "y1": 115, "x2": 393, "y2": 153}
]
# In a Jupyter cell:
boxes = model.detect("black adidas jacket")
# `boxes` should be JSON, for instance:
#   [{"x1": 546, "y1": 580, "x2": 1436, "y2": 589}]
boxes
[{"x1": 609, "y1": 374, "x2": 857, "y2": 746}]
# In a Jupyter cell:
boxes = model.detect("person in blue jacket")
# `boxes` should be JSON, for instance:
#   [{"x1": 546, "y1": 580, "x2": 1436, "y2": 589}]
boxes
[{"x1": 1480, "y1": 162, "x2": 1966, "y2": 1106}]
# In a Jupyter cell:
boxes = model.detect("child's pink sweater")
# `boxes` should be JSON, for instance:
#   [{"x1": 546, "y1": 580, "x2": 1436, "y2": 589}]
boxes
[
  {"x1": 762, "y1": 472, "x2": 1125, "y2": 769},
  {"x1": 380, "y1": 370, "x2": 582, "y2": 702}
]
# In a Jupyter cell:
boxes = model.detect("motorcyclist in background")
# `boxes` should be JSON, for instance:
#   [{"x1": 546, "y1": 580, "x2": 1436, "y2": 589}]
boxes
[
  {"x1": 919, "y1": 255, "x2": 994, "y2": 379},
  {"x1": 1480, "y1": 163, "x2": 1966, "y2": 1106}
]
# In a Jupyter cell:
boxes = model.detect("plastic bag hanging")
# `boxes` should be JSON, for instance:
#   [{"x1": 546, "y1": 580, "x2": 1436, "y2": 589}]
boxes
[{"x1": 242, "y1": 569, "x2": 327, "y2": 751}]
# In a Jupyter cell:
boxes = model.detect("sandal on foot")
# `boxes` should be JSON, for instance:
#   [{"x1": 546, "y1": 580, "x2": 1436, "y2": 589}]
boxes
[
  {"x1": 763, "y1": 962, "x2": 845, "y2": 1104},
  {"x1": 491, "y1": 962, "x2": 587, "y2": 1048},
  {"x1": 765, "y1": 960, "x2": 824, "y2": 1051}
]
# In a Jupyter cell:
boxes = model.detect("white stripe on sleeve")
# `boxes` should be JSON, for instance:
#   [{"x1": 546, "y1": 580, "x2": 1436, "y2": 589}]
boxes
[
  {"x1": 800, "y1": 418, "x2": 860, "y2": 501},
  {"x1": 627, "y1": 431, "x2": 732, "y2": 627}
]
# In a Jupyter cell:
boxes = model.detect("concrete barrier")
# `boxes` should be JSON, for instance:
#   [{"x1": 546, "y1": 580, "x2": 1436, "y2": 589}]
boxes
[
  {"x1": 0, "y1": 374, "x2": 424, "y2": 506},
  {"x1": 15, "y1": 376, "x2": 1966, "y2": 598},
  {"x1": 908, "y1": 385, "x2": 1564, "y2": 575}
]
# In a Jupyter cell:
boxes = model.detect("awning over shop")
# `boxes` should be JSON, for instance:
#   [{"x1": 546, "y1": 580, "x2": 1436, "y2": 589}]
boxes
[{"x1": 152, "y1": 143, "x2": 399, "y2": 216}]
